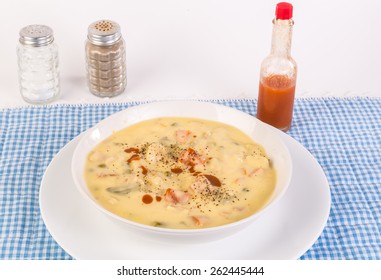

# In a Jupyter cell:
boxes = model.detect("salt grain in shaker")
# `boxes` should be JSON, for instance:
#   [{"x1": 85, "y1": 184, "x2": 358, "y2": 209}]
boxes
[
  {"x1": 17, "y1": 25, "x2": 60, "y2": 104},
  {"x1": 85, "y1": 20, "x2": 127, "y2": 97}
]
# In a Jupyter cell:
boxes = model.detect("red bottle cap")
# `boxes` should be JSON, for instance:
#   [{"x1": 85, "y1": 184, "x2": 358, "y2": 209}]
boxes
[{"x1": 276, "y1": 2, "x2": 293, "y2": 20}]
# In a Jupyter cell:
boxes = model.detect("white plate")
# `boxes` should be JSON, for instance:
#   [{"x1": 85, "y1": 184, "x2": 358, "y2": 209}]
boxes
[{"x1": 39, "y1": 104, "x2": 331, "y2": 260}]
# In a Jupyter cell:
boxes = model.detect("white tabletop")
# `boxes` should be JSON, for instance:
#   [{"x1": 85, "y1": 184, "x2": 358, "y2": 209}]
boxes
[{"x1": 1, "y1": 0, "x2": 380, "y2": 108}]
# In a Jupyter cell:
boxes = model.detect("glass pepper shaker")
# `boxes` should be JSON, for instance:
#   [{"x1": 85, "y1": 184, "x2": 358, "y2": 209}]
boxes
[
  {"x1": 256, "y1": 2, "x2": 297, "y2": 132},
  {"x1": 85, "y1": 20, "x2": 127, "y2": 97},
  {"x1": 17, "y1": 25, "x2": 60, "y2": 104}
]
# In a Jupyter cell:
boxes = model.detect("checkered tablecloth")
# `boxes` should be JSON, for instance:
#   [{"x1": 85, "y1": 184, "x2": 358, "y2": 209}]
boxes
[{"x1": 0, "y1": 97, "x2": 380, "y2": 260}]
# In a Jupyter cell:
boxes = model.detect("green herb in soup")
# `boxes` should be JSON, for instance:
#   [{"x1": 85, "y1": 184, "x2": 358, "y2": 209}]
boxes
[{"x1": 84, "y1": 117, "x2": 276, "y2": 229}]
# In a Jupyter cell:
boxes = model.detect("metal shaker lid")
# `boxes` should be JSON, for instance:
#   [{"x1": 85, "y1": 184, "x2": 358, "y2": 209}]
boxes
[
  {"x1": 19, "y1": 25, "x2": 54, "y2": 47},
  {"x1": 87, "y1": 20, "x2": 122, "y2": 46}
]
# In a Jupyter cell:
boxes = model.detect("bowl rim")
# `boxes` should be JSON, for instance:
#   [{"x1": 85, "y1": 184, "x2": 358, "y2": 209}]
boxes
[{"x1": 71, "y1": 100, "x2": 292, "y2": 234}]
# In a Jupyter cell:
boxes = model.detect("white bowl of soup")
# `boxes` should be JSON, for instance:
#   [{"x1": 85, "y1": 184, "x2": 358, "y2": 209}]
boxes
[{"x1": 71, "y1": 101, "x2": 292, "y2": 241}]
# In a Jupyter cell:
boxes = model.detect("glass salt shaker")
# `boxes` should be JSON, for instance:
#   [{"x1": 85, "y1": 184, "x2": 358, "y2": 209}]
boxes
[
  {"x1": 85, "y1": 20, "x2": 127, "y2": 97},
  {"x1": 17, "y1": 25, "x2": 60, "y2": 104}
]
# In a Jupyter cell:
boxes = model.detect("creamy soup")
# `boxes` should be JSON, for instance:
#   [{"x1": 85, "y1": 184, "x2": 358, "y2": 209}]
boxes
[{"x1": 84, "y1": 117, "x2": 276, "y2": 229}]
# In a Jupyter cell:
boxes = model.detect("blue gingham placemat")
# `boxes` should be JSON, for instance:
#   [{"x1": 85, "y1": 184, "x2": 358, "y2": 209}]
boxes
[{"x1": 0, "y1": 97, "x2": 380, "y2": 260}]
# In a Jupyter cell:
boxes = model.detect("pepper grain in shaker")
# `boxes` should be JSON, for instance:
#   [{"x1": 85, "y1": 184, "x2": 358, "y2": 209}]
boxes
[{"x1": 85, "y1": 20, "x2": 127, "y2": 97}]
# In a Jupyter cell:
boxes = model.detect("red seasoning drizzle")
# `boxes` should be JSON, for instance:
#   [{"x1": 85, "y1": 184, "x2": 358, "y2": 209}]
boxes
[
  {"x1": 203, "y1": 174, "x2": 222, "y2": 187},
  {"x1": 171, "y1": 167, "x2": 183, "y2": 174},
  {"x1": 127, "y1": 154, "x2": 140, "y2": 163},
  {"x1": 142, "y1": 194, "x2": 153, "y2": 204},
  {"x1": 125, "y1": 147, "x2": 141, "y2": 164},
  {"x1": 124, "y1": 147, "x2": 140, "y2": 153},
  {"x1": 140, "y1": 165, "x2": 148, "y2": 175}
]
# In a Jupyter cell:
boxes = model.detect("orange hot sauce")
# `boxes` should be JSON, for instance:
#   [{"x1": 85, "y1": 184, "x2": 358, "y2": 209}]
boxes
[
  {"x1": 142, "y1": 194, "x2": 153, "y2": 204},
  {"x1": 257, "y1": 74, "x2": 296, "y2": 132},
  {"x1": 256, "y1": 3, "x2": 297, "y2": 132}
]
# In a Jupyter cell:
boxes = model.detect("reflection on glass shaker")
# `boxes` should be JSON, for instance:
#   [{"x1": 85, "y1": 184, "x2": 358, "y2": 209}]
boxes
[
  {"x1": 17, "y1": 25, "x2": 60, "y2": 104},
  {"x1": 85, "y1": 20, "x2": 127, "y2": 97}
]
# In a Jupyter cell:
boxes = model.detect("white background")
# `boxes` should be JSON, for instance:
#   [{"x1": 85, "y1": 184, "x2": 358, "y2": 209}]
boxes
[{"x1": 1, "y1": 0, "x2": 380, "y2": 108}]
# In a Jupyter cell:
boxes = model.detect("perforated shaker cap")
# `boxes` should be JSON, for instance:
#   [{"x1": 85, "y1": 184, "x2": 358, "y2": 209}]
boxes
[
  {"x1": 19, "y1": 25, "x2": 54, "y2": 47},
  {"x1": 87, "y1": 20, "x2": 122, "y2": 46},
  {"x1": 276, "y1": 2, "x2": 293, "y2": 20}
]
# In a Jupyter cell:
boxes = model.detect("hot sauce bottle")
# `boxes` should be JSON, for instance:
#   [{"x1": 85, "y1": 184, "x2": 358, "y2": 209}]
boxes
[{"x1": 256, "y1": 2, "x2": 297, "y2": 132}]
